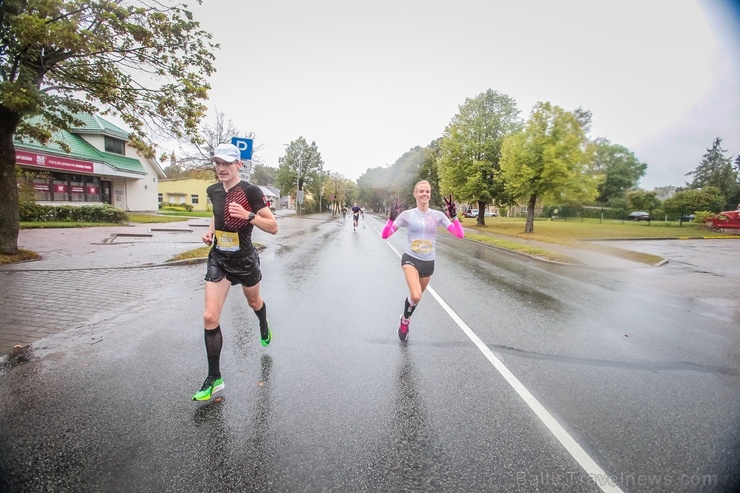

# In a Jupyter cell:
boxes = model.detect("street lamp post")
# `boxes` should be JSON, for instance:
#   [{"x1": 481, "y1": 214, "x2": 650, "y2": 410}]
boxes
[{"x1": 295, "y1": 167, "x2": 300, "y2": 216}]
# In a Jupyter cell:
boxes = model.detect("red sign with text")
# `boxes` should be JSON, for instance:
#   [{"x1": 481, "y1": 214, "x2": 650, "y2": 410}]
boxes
[{"x1": 16, "y1": 150, "x2": 94, "y2": 173}]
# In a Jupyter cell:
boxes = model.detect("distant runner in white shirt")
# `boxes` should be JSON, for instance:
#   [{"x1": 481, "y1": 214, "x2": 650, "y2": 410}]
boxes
[{"x1": 381, "y1": 180, "x2": 464, "y2": 341}]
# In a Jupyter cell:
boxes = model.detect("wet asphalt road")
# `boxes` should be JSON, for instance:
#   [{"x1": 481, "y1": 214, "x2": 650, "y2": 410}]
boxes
[{"x1": 1, "y1": 216, "x2": 739, "y2": 493}]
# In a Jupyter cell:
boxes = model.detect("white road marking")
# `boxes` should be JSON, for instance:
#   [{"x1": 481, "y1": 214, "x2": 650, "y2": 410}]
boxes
[{"x1": 375, "y1": 219, "x2": 624, "y2": 493}]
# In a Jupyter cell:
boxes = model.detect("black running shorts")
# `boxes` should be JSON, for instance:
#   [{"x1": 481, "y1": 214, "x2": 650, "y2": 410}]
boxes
[
  {"x1": 205, "y1": 248, "x2": 262, "y2": 287},
  {"x1": 401, "y1": 253, "x2": 435, "y2": 278}
]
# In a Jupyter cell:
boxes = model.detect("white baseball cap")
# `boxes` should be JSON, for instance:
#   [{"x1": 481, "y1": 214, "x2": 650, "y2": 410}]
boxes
[{"x1": 213, "y1": 143, "x2": 241, "y2": 162}]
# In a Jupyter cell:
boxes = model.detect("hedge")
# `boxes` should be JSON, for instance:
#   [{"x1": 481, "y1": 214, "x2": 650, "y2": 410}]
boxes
[{"x1": 19, "y1": 202, "x2": 129, "y2": 223}]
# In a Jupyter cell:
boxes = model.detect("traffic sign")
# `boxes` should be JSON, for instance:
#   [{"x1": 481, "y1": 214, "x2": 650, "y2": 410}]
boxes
[{"x1": 231, "y1": 137, "x2": 253, "y2": 160}]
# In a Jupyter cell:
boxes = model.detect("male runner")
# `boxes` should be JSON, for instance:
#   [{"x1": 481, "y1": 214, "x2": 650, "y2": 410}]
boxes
[
  {"x1": 351, "y1": 203, "x2": 362, "y2": 231},
  {"x1": 192, "y1": 143, "x2": 278, "y2": 401}
]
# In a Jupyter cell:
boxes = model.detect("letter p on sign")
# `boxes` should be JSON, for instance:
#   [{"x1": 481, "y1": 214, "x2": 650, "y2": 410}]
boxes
[{"x1": 231, "y1": 137, "x2": 253, "y2": 160}]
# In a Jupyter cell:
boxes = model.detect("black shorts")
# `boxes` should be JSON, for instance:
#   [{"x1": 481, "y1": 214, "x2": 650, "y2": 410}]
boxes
[
  {"x1": 401, "y1": 253, "x2": 435, "y2": 278},
  {"x1": 353, "y1": 213, "x2": 360, "y2": 221},
  {"x1": 205, "y1": 248, "x2": 262, "y2": 287}
]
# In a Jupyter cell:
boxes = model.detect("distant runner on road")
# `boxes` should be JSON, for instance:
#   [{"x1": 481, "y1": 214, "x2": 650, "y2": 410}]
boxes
[
  {"x1": 193, "y1": 143, "x2": 278, "y2": 402},
  {"x1": 352, "y1": 204, "x2": 362, "y2": 231}
]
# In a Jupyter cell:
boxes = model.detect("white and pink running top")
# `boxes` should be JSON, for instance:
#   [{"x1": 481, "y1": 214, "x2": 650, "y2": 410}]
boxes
[{"x1": 392, "y1": 208, "x2": 453, "y2": 261}]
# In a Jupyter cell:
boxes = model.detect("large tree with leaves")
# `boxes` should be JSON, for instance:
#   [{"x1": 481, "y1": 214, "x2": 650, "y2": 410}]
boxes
[
  {"x1": 625, "y1": 189, "x2": 661, "y2": 224},
  {"x1": 663, "y1": 186, "x2": 726, "y2": 220},
  {"x1": 592, "y1": 137, "x2": 647, "y2": 204},
  {"x1": 0, "y1": 0, "x2": 216, "y2": 254},
  {"x1": 500, "y1": 102, "x2": 596, "y2": 233},
  {"x1": 686, "y1": 138, "x2": 738, "y2": 209},
  {"x1": 438, "y1": 89, "x2": 522, "y2": 225},
  {"x1": 275, "y1": 137, "x2": 324, "y2": 203}
]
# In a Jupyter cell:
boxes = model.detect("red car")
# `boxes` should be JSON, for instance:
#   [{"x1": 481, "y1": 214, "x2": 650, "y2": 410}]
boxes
[{"x1": 706, "y1": 210, "x2": 740, "y2": 230}]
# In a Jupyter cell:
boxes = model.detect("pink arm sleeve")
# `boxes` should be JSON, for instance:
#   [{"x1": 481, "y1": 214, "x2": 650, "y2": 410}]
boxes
[
  {"x1": 381, "y1": 219, "x2": 396, "y2": 239},
  {"x1": 447, "y1": 218, "x2": 464, "y2": 238}
]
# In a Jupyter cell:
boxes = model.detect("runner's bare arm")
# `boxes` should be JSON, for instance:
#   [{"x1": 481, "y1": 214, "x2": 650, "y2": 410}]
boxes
[
  {"x1": 202, "y1": 218, "x2": 215, "y2": 245},
  {"x1": 253, "y1": 206, "x2": 278, "y2": 235}
]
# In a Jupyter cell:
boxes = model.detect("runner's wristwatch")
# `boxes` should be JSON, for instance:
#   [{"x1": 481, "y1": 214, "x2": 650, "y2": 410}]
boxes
[{"x1": 248, "y1": 212, "x2": 256, "y2": 221}]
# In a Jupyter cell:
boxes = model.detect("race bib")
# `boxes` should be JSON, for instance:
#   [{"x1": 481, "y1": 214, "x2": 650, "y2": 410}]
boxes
[
  {"x1": 410, "y1": 239, "x2": 433, "y2": 253},
  {"x1": 215, "y1": 230, "x2": 240, "y2": 252}
]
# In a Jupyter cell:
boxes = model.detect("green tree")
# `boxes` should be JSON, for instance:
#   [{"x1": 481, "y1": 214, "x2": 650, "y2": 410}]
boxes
[
  {"x1": 163, "y1": 163, "x2": 186, "y2": 179},
  {"x1": 626, "y1": 190, "x2": 661, "y2": 224},
  {"x1": 275, "y1": 137, "x2": 324, "y2": 207},
  {"x1": 592, "y1": 137, "x2": 647, "y2": 204},
  {"x1": 251, "y1": 164, "x2": 276, "y2": 187},
  {"x1": 686, "y1": 138, "x2": 738, "y2": 209},
  {"x1": 653, "y1": 185, "x2": 678, "y2": 201},
  {"x1": 500, "y1": 102, "x2": 596, "y2": 233},
  {"x1": 0, "y1": 0, "x2": 216, "y2": 254},
  {"x1": 663, "y1": 186, "x2": 726, "y2": 222},
  {"x1": 389, "y1": 146, "x2": 434, "y2": 205},
  {"x1": 438, "y1": 89, "x2": 522, "y2": 225},
  {"x1": 357, "y1": 166, "x2": 392, "y2": 214},
  {"x1": 731, "y1": 155, "x2": 740, "y2": 209}
]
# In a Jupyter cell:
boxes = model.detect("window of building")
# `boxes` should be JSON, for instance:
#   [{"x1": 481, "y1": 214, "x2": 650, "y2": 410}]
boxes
[
  {"x1": 158, "y1": 193, "x2": 163, "y2": 203},
  {"x1": 191, "y1": 194, "x2": 199, "y2": 204},
  {"x1": 104, "y1": 136, "x2": 126, "y2": 155},
  {"x1": 69, "y1": 174, "x2": 85, "y2": 202},
  {"x1": 25, "y1": 171, "x2": 101, "y2": 203}
]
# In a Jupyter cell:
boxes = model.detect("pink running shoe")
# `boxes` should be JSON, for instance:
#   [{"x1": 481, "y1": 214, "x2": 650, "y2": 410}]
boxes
[{"x1": 398, "y1": 316, "x2": 410, "y2": 341}]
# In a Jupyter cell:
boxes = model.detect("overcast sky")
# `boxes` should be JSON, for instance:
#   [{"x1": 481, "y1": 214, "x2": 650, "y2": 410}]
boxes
[{"x1": 181, "y1": 0, "x2": 740, "y2": 190}]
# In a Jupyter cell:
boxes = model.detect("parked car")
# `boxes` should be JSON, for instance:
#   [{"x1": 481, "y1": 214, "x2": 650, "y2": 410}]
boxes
[
  {"x1": 484, "y1": 210, "x2": 497, "y2": 217},
  {"x1": 463, "y1": 209, "x2": 479, "y2": 218},
  {"x1": 627, "y1": 211, "x2": 650, "y2": 221},
  {"x1": 706, "y1": 210, "x2": 740, "y2": 230},
  {"x1": 680, "y1": 214, "x2": 695, "y2": 222}
]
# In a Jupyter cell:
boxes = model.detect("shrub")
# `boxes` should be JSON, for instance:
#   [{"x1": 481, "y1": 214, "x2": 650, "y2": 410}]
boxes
[
  {"x1": 20, "y1": 204, "x2": 128, "y2": 223},
  {"x1": 160, "y1": 203, "x2": 194, "y2": 212},
  {"x1": 693, "y1": 211, "x2": 713, "y2": 224}
]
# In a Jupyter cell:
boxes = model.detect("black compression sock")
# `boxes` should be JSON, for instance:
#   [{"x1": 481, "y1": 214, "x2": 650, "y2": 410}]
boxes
[
  {"x1": 204, "y1": 325, "x2": 223, "y2": 377},
  {"x1": 404, "y1": 297, "x2": 417, "y2": 319},
  {"x1": 254, "y1": 302, "x2": 269, "y2": 337}
]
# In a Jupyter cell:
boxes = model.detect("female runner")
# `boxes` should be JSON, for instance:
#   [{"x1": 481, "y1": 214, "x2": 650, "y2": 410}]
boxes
[{"x1": 381, "y1": 180, "x2": 464, "y2": 340}]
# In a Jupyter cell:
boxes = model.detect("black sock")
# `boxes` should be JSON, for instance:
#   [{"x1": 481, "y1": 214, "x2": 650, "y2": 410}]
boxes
[
  {"x1": 204, "y1": 326, "x2": 222, "y2": 378},
  {"x1": 404, "y1": 297, "x2": 417, "y2": 319},
  {"x1": 254, "y1": 302, "x2": 269, "y2": 338}
]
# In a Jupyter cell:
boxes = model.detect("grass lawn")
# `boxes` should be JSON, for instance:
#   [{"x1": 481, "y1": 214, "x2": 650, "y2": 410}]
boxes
[
  {"x1": 156, "y1": 210, "x2": 213, "y2": 218},
  {"x1": 0, "y1": 249, "x2": 42, "y2": 265},
  {"x1": 461, "y1": 216, "x2": 729, "y2": 241},
  {"x1": 167, "y1": 245, "x2": 212, "y2": 262},
  {"x1": 126, "y1": 214, "x2": 191, "y2": 223},
  {"x1": 456, "y1": 216, "x2": 739, "y2": 265}
]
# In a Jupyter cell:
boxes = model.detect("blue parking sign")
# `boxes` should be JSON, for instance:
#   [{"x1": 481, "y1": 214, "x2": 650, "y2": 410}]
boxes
[{"x1": 231, "y1": 137, "x2": 253, "y2": 160}]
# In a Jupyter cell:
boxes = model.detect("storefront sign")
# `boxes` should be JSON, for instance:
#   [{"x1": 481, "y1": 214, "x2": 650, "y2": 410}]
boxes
[
  {"x1": 71, "y1": 185, "x2": 84, "y2": 193},
  {"x1": 87, "y1": 186, "x2": 98, "y2": 194},
  {"x1": 54, "y1": 184, "x2": 67, "y2": 193},
  {"x1": 33, "y1": 183, "x2": 50, "y2": 191},
  {"x1": 16, "y1": 150, "x2": 94, "y2": 173}
]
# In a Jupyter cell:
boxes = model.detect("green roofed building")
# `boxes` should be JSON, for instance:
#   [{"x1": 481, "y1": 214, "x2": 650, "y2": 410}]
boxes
[{"x1": 14, "y1": 114, "x2": 165, "y2": 211}]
